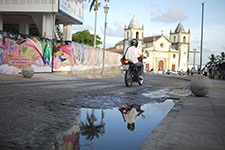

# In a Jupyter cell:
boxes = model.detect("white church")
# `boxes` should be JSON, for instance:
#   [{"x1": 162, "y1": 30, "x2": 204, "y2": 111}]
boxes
[{"x1": 108, "y1": 15, "x2": 190, "y2": 72}]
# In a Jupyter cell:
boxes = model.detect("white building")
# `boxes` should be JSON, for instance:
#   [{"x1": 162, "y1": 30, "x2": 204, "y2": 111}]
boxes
[
  {"x1": 0, "y1": 0, "x2": 84, "y2": 40},
  {"x1": 108, "y1": 15, "x2": 190, "y2": 72}
]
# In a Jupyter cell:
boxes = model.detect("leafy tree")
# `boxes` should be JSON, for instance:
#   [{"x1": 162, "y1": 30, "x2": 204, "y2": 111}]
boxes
[
  {"x1": 55, "y1": 24, "x2": 63, "y2": 40},
  {"x1": 207, "y1": 54, "x2": 217, "y2": 65},
  {"x1": 3, "y1": 24, "x2": 41, "y2": 36},
  {"x1": 29, "y1": 24, "x2": 41, "y2": 36},
  {"x1": 219, "y1": 52, "x2": 225, "y2": 61},
  {"x1": 72, "y1": 30, "x2": 102, "y2": 47},
  {"x1": 3, "y1": 24, "x2": 19, "y2": 34}
]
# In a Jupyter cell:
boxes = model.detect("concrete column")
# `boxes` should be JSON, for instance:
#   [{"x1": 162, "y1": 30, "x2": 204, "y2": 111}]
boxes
[
  {"x1": 0, "y1": 15, "x2": 3, "y2": 30},
  {"x1": 19, "y1": 23, "x2": 29, "y2": 34},
  {"x1": 63, "y1": 24, "x2": 72, "y2": 41},
  {"x1": 42, "y1": 13, "x2": 55, "y2": 39},
  {"x1": 42, "y1": 14, "x2": 46, "y2": 37}
]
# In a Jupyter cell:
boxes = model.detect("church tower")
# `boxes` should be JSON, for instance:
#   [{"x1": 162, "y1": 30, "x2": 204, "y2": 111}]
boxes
[
  {"x1": 124, "y1": 15, "x2": 144, "y2": 52},
  {"x1": 170, "y1": 21, "x2": 190, "y2": 71}
]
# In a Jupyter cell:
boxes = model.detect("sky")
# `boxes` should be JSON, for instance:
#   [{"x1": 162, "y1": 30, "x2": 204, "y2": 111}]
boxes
[{"x1": 71, "y1": 0, "x2": 225, "y2": 65}]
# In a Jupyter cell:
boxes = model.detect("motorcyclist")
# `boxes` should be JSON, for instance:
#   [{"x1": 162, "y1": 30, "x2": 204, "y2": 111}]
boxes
[
  {"x1": 119, "y1": 105, "x2": 145, "y2": 131},
  {"x1": 125, "y1": 38, "x2": 144, "y2": 78}
]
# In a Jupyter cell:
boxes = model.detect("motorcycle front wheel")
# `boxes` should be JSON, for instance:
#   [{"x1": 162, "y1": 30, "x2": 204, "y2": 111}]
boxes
[{"x1": 125, "y1": 70, "x2": 133, "y2": 87}]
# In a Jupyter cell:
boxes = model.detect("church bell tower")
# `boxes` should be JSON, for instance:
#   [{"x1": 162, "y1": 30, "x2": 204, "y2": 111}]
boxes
[
  {"x1": 170, "y1": 21, "x2": 190, "y2": 71},
  {"x1": 123, "y1": 15, "x2": 144, "y2": 52}
]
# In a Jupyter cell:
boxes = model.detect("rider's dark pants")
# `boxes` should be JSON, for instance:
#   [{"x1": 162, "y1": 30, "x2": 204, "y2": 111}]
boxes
[{"x1": 135, "y1": 62, "x2": 144, "y2": 75}]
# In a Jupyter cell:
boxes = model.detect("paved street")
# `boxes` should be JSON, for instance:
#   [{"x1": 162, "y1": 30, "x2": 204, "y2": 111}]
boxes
[{"x1": 0, "y1": 73, "x2": 224, "y2": 150}]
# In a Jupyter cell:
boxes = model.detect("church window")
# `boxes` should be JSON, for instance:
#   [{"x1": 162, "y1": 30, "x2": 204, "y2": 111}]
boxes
[
  {"x1": 183, "y1": 36, "x2": 186, "y2": 43},
  {"x1": 127, "y1": 32, "x2": 129, "y2": 39},
  {"x1": 136, "y1": 32, "x2": 139, "y2": 39},
  {"x1": 160, "y1": 42, "x2": 164, "y2": 48},
  {"x1": 173, "y1": 54, "x2": 176, "y2": 58},
  {"x1": 173, "y1": 36, "x2": 176, "y2": 42}
]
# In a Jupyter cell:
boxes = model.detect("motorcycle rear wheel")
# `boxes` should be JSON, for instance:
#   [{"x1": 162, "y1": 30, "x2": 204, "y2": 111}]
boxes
[{"x1": 125, "y1": 70, "x2": 133, "y2": 87}]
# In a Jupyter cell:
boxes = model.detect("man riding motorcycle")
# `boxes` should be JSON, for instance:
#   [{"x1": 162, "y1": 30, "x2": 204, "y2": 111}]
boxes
[{"x1": 125, "y1": 38, "x2": 144, "y2": 79}]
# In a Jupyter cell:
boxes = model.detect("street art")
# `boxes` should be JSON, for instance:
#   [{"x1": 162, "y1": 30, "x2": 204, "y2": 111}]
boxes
[
  {"x1": 0, "y1": 30, "x2": 121, "y2": 74},
  {"x1": 0, "y1": 32, "x2": 53, "y2": 74}
]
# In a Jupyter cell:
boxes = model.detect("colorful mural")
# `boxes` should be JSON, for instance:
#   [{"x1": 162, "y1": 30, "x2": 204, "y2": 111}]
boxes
[
  {"x1": 0, "y1": 31, "x2": 121, "y2": 74},
  {"x1": 0, "y1": 32, "x2": 53, "y2": 74}
]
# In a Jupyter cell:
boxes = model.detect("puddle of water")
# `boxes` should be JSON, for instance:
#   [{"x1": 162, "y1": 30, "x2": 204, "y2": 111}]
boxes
[{"x1": 53, "y1": 100, "x2": 174, "y2": 150}]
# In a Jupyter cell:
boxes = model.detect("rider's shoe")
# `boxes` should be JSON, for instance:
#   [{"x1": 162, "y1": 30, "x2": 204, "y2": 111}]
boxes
[{"x1": 139, "y1": 75, "x2": 144, "y2": 80}]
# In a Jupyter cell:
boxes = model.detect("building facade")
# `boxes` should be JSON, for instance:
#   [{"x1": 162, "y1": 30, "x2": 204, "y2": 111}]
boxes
[
  {"x1": 0, "y1": 0, "x2": 84, "y2": 40},
  {"x1": 108, "y1": 16, "x2": 190, "y2": 72}
]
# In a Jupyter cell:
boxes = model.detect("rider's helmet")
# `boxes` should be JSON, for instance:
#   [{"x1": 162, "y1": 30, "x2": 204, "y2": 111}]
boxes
[{"x1": 130, "y1": 38, "x2": 138, "y2": 47}]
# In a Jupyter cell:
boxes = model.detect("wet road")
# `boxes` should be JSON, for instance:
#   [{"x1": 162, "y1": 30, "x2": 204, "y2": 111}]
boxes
[{"x1": 0, "y1": 73, "x2": 190, "y2": 150}]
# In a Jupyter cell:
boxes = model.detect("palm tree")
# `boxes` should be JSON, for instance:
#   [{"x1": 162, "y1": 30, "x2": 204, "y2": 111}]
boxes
[
  {"x1": 207, "y1": 54, "x2": 217, "y2": 65},
  {"x1": 88, "y1": 0, "x2": 109, "y2": 48},
  {"x1": 220, "y1": 52, "x2": 225, "y2": 61},
  {"x1": 80, "y1": 110, "x2": 101, "y2": 140}
]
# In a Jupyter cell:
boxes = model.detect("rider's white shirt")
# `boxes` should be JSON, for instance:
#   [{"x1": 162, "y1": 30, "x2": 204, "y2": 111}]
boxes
[
  {"x1": 123, "y1": 108, "x2": 139, "y2": 124},
  {"x1": 125, "y1": 46, "x2": 141, "y2": 64}
]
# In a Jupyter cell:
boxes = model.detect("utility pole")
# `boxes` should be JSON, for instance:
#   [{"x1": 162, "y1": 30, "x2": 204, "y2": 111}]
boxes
[
  {"x1": 200, "y1": 2, "x2": 204, "y2": 69},
  {"x1": 101, "y1": 4, "x2": 109, "y2": 75}
]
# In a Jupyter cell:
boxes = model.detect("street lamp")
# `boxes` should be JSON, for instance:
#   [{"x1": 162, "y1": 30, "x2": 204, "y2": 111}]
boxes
[{"x1": 101, "y1": 4, "x2": 109, "y2": 75}]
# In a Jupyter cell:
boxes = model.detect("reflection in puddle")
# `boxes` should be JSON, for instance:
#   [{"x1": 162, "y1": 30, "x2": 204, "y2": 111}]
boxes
[{"x1": 53, "y1": 100, "x2": 174, "y2": 150}]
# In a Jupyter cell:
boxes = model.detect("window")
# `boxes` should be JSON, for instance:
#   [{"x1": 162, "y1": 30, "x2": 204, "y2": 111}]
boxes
[
  {"x1": 160, "y1": 42, "x2": 164, "y2": 48},
  {"x1": 173, "y1": 36, "x2": 176, "y2": 42},
  {"x1": 136, "y1": 32, "x2": 139, "y2": 39},
  {"x1": 183, "y1": 36, "x2": 186, "y2": 43},
  {"x1": 173, "y1": 54, "x2": 176, "y2": 58},
  {"x1": 127, "y1": 32, "x2": 129, "y2": 39}
]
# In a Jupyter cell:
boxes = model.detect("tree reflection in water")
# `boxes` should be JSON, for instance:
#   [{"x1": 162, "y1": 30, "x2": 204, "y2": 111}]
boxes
[{"x1": 81, "y1": 109, "x2": 105, "y2": 141}]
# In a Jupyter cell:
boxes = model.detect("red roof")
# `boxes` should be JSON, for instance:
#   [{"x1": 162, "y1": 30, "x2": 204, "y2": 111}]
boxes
[
  {"x1": 115, "y1": 40, "x2": 124, "y2": 45},
  {"x1": 144, "y1": 35, "x2": 161, "y2": 43}
]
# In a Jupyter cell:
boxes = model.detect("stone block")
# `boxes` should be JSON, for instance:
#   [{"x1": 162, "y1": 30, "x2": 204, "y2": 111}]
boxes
[
  {"x1": 22, "y1": 66, "x2": 34, "y2": 78},
  {"x1": 190, "y1": 75, "x2": 212, "y2": 97}
]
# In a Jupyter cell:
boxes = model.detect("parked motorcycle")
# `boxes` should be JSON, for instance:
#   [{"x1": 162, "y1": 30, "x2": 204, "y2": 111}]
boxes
[{"x1": 121, "y1": 56, "x2": 144, "y2": 87}]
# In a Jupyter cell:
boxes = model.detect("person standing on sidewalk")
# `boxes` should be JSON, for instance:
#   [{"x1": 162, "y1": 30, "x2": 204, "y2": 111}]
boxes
[
  {"x1": 203, "y1": 65, "x2": 208, "y2": 77},
  {"x1": 191, "y1": 67, "x2": 194, "y2": 76}
]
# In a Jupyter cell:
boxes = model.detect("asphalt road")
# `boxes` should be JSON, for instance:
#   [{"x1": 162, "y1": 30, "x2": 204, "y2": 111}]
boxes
[{"x1": 0, "y1": 73, "x2": 190, "y2": 150}]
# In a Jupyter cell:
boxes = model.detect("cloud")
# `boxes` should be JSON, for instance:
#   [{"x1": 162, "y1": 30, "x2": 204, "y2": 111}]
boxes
[
  {"x1": 222, "y1": 47, "x2": 225, "y2": 51},
  {"x1": 72, "y1": 24, "x2": 93, "y2": 33},
  {"x1": 100, "y1": 20, "x2": 125, "y2": 38},
  {"x1": 151, "y1": 7, "x2": 188, "y2": 23}
]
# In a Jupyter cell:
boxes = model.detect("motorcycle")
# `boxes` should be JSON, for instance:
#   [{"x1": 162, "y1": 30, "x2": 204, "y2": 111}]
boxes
[{"x1": 121, "y1": 56, "x2": 145, "y2": 87}]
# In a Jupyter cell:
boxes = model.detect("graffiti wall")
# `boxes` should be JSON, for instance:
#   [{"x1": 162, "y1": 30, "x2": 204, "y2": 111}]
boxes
[
  {"x1": 0, "y1": 31, "x2": 121, "y2": 74},
  {"x1": 53, "y1": 42, "x2": 121, "y2": 72}
]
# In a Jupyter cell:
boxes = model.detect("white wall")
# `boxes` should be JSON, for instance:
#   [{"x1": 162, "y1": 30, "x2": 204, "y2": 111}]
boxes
[{"x1": 155, "y1": 37, "x2": 170, "y2": 51}]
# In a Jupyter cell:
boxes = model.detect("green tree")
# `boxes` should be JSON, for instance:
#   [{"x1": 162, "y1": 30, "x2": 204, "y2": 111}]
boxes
[
  {"x1": 29, "y1": 24, "x2": 41, "y2": 36},
  {"x1": 207, "y1": 54, "x2": 217, "y2": 65},
  {"x1": 55, "y1": 24, "x2": 63, "y2": 40},
  {"x1": 72, "y1": 30, "x2": 102, "y2": 47},
  {"x1": 3, "y1": 24, "x2": 19, "y2": 34},
  {"x1": 88, "y1": 0, "x2": 109, "y2": 47},
  {"x1": 3, "y1": 24, "x2": 41, "y2": 36},
  {"x1": 219, "y1": 52, "x2": 225, "y2": 61}
]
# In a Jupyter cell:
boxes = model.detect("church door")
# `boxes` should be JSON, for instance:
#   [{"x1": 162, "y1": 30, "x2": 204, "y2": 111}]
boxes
[
  {"x1": 172, "y1": 64, "x2": 176, "y2": 71},
  {"x1": 145, "y1": 64, "x2": 149, "y2": 72},
  {"x1": 158, "y1": 60, "x2": 164, "y2": 71}
]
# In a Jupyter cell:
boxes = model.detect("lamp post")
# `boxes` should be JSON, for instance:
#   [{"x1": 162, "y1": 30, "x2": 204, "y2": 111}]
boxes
[{"x1": 101, "y1": 4, "x2": 109, "y2": 75}]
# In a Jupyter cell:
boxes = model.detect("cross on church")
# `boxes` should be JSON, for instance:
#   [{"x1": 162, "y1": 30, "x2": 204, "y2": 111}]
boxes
[{"x1": 190, "y1": 48, "x2": 200, "y2": 69}]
